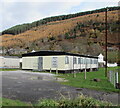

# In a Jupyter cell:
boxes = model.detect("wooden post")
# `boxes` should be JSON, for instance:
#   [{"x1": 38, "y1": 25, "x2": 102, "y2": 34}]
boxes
[
  {"x1": 109, "y1": 71, "x2": 111, "y2": 82},
  {"x1": 116, "y1": 72, "x2": 118, "y2": 83},
  {"x1": 73, "y1": 70, "x2": 76, "y2": 78},
  {"x1": 50, "y1": 68, "x2": 51, "y2": 73},
  {"x1": 84, "y1": 69, "x2": 86, "y2": 79},
  {"x1": 56, "y1": 68, "x2": 58, "y2": 75}
]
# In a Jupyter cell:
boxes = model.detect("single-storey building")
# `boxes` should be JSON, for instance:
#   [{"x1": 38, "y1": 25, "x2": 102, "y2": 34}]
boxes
[
  {"x1": 22, "y1": 51, "x2": 98, "y2": 73},
  {"x1": 0, "y1": 56, "x2": 21, "y2": 69}
]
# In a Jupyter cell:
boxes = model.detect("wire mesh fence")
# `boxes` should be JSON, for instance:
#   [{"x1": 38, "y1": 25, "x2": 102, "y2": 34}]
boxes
[{"x1": 108, "y1": 69, "x2": 119, "y2": 89}]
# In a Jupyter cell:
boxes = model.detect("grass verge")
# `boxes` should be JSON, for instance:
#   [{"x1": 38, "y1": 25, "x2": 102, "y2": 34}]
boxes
[
  {"x1": 0, "y1": 98, "x2": 31, "y2": 107},
  {"x1": 57, "y1": 67, "x2": 120, "y2": 93},
  {"x1": 0, "y1": 68, "x2": 19, "y2": 71}
]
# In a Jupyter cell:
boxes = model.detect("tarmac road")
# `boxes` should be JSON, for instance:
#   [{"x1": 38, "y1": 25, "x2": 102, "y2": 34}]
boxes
[{"x1": 1, "y1": 70, "x2": 119, "y2": 105}]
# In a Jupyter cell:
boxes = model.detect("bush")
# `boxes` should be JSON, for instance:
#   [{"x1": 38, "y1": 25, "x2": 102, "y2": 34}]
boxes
[
  {"x1": 34, "y1": 94, "x2": 113, "y2": 107},
  {"x1": 36, "y1": 99, "x2": 59, "y2": 107}
]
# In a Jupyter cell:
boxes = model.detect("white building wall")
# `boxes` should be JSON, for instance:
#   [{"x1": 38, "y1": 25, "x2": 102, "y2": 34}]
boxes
[
  {"x1": 65, "y1": 56, "x2": 73, "y2": 70},
  {"x1": 22, "y1": 55, "x2": 66, "y2": 70},
  {"x1": 43, "y1": 55, "x2": 65, "y2": 70},
  {"x1": 64, "y1": 56, "x2": 98, "y2": 70},
  {"x1": 98, "y1": 53, "x2": 104, "y2": 63},
  {"x1": 22, "y1": 56, "x2": 39, "y2": 70},
  {"x1": 0, "y1": 56, "x2": 4, "y2": 68},
  {"x1": 0, "y1": 56, "x2": 20, "y2": 68},
  {"x1": 22, "y1": 55, "x2": 98, "y2": 71},
  {"x1": 4, "y1": 58, "x2": 20, "y2": 68},
  {"x1": 74, "y1": 56, "x2": 79, "y2": 69},
  {"x1": 107, "y1": 63, "x2": 117, "y2": 67}
]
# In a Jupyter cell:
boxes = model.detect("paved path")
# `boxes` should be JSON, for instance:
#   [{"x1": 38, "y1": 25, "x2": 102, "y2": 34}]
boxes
[{"x1": 1, "y1": 70, "x2": 119, "y2": 105}]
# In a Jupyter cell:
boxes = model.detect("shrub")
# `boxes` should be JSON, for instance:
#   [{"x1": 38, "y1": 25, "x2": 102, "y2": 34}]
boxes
[
  {"x1": 36, "y1": 99, "x2": 59, "y2": 107},
  {"x1": 35, "y1": 94, "x2": 113, "y2": 107}
]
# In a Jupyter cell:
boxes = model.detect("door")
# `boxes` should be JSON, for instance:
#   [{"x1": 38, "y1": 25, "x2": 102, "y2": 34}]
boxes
[{"x1": 38, "y1": 57, "x2": 43, "y2": 71}]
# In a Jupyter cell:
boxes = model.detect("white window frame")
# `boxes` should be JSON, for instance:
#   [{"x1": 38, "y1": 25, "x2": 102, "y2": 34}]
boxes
[
  {"x1": 73, "y1": 57, "x2": 77, "y2": 64},
  {"x1": 65, "y1": 56, "x2": 69, "y2": 64},
  {"x1": 78, "y1": 58, "x2": 81, "y2": 64}
]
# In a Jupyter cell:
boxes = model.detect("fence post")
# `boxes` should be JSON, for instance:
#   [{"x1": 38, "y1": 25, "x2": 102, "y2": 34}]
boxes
[
  {"x1": 113, "y1": 72, "x2": 116, "y2": 87},
  {"x1": 116, "y1": 72, "x2": 119, "y2": 83},
  {"x1": 84, "y1": 69, "x2": 86, "y2": 79},
  {"x1": 50, "y1": 68, "x2": 51, "y2": 73},
  {"x1": 109, "y1": 71, "x2": 112, "y2": 82},
  {"x1": 56, "y1": 68, "x2": 58, "y2": 75},
  {"x1": 111, "y1": 71, "x2": 114, "y2": 85},
  {"x1": 115, "y1": 72, "x2": 119, "y2": 89},
  {"x1": 109, "y1": 71, "x2": 110, "y2": 81}
]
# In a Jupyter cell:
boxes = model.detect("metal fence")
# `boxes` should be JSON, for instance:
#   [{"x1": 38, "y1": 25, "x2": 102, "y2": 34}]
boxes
[{"x1": 108, "y1": 69, "x2": 119, "y2": 89}]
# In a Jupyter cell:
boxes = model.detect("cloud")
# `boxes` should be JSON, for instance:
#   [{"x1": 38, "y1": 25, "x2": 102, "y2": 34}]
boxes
[
  {"x1": 75, "y1": 1, "x2": 118, "y2": 13},
  {"x1": 0, "y1": 0, "x2": 119, "y2": 31},
  {"x1": 1, "y1": 0, "x2": 119, "y2": 2},
  {"x1": 1, "y1": 1, "x2": 84, "y2": 31}
]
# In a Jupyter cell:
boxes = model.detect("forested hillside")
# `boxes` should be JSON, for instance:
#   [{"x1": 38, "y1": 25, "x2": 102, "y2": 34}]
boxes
[
  {"x1": 1, "y1": 6, "x2": 119, "y2": 35},
  {"x1": 0, "y1": 6, "x2": 120, "y2": 63}
]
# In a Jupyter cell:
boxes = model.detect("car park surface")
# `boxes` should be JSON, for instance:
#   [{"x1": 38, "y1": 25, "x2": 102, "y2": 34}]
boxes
[{"x1": 2, "y1": 70, "x2": 119, "y2": 104}]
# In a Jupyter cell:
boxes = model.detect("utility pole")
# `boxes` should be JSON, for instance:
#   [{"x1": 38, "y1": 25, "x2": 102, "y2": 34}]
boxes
[{"x1": 105, "y1": 7, "x2": 108, "y2": 77}]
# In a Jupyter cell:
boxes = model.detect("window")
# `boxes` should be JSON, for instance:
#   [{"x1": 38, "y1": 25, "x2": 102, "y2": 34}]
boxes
[
  {"x1": 73, "y1": 57, "x2": 77, "y2": 64},
  {"x1": 86, "y1": 58, "x2": 88, "y2": 64},
  {"x1": 83, "y1": 58, "x2": 86, "y2": 64},
  {"x1": 65, "y1": 56, "x2": 69, "y2": 64},
  {"x1": 52, "y1": 57, "x2": 58, "y2": 68},
  {"x1": 78, "y1": 58, "x2": 81, "y2": 64},
  {"x1": 94, "y1": 59, "x2": 98, "y2": 64},
  {"x1": 92, "y1": 59, "x2": 94, "y2": 64},
  {"x1": 87, "y1": 58, "x2": 90, "y2": 64},
  {"x1": 90, "y1": 59, "x2": 92, "y2": 64},
  {"x1": 92, "y1": 59, "x2": 97, "y2": 64},
  {"x1": 81, "y1": 58, "x2": 83, "y2": 64}
]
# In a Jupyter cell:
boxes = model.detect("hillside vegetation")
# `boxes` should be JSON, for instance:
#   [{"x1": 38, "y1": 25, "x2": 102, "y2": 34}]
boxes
[
  {"x1": 1, "y1": 6, "x2": 119, "y2": 35},
  {"x1": 0, "y1": 6, "x2": 120, "y2": 63}
]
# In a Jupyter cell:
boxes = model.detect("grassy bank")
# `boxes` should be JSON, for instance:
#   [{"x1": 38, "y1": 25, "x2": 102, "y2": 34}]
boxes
[
  {"x1": 0, "y1": 68, "x2": 19, "y2": 71},
  {"x1": 57, "y1": 67, "x2": 120, "y2": 92},
  {"x1": 0, "y1": 98, "x2": 30, "y2": 107},
  {"x1": 1, "y1": 94, "x2": 115, "y2": 107}
]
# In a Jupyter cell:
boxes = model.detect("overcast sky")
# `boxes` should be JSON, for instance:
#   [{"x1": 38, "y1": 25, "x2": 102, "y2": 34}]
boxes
[{"x1": 0, "y1": 0, "x2": 119, "y2": 32}]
